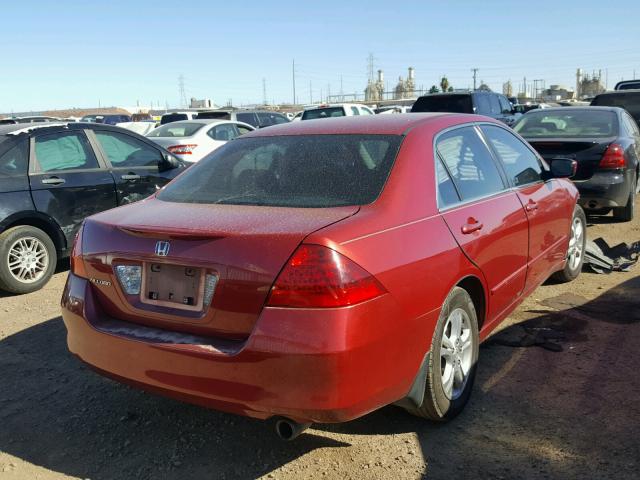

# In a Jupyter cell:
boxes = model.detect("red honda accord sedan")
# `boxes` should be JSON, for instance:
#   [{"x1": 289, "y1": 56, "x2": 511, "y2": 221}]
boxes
[{"x1": 61, "y1": 113, "x2": 586, "y2": 439}]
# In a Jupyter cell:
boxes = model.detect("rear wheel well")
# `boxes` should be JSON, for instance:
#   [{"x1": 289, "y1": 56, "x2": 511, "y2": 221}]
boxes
[
  {"x1": 2, "y1": 217, "x2": 66, "y2": 255},
  {"x1": 457, "y1": 276, "x2": 486, "y2": 330}
]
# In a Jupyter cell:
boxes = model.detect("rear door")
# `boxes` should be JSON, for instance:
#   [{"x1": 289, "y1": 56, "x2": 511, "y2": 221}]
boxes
[
  {"x1": 88, "y1": 129, "x2": 169, "y2": 204},
  {"x1": 436, "y1": 125, "x2": 529, "y2": 320},
  {"x1": 29, "y1": 129, "x2": 117, "y2": 246},
  {"x1": 480, "y1": 124, "x2": 573, "y2": 290}
]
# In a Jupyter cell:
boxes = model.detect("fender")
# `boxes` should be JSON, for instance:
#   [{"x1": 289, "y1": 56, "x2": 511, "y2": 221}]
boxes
[{"x1": 0, "y1": 210, "x2": 67, "y2": 254}]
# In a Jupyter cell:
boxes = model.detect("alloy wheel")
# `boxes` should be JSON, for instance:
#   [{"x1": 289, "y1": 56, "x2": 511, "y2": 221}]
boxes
[
  {"x1": 7, "y1": 236, "x2": 49, "y2": 284},
  {"x1": 567, "y1": 217, "x2": 584, "y2": 271},
  {"x1": 440, "y1": 308, "x2": 474, "y2": 400}
]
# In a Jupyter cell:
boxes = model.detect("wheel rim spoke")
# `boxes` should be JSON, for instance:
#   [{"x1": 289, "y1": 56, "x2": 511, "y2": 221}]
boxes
[{"x1": 6, "y1": 236, "x2": 49, "y2": 284}]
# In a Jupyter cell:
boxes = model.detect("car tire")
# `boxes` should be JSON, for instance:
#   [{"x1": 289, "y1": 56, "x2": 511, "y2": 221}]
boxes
[
  {"x1": 552, "y1": 205, "x2": 587, "y2": 283},
  {"x1": 0, "y1": 225, "x2": 57, "y2": 294},
  {"x1": 405, "y1": 286, "x2": 479, "y2": 421},
  {"x1": 612, "y1": 175, "x2": 636, "y2": 222}
]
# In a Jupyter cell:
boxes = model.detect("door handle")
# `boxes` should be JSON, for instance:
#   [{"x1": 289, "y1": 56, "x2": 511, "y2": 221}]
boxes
[
  {"x1": 461, "y1": 219, "x2": 483, "y2": 234},
  {"x1": 525, "y1": 201, "x2": 538, "y2": 212},
  {"x1": 121, "y1": 174, "x2": 140, "y2": 181},
  {"x1": 41, "y1": 177, "x2": 66, "y2": 186}
]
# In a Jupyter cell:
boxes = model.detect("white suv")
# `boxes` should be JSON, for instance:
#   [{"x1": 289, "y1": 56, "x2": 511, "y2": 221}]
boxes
[{"x1": 301, "y1": 103, "x2": 374, "y2": 120}]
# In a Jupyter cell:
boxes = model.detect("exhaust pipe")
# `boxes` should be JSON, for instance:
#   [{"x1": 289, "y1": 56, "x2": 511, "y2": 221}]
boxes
[{"x1": 274, "y1": 418, "x2": 311, "y2": 441}]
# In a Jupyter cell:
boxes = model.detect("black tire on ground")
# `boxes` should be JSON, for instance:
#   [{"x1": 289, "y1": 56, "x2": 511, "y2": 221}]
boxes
[
  {"x1": 612, "y1": 175, "x2": 636, "y2": 222},
  {"x1": 404, "y1": 286, "x2": 479, "y2": 421},
  {"x1": 0, "y1": 225, "x2": 57, "y2": 294},
  {"x1": 553, "y1": 205, "x2": 587, "y2": 283}
]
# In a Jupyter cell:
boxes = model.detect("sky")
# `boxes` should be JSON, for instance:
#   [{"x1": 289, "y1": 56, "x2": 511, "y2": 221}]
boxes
[{"x1": 2, "y1": 0, "x2": 639, "y2": 113}]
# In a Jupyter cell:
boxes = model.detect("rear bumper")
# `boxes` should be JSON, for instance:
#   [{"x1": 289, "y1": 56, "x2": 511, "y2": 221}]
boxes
[
  {"x1": 61, "y1": 273, "x2": 436, "y2": 423},
  {"x1": 575, "y1": 170, "x2": 632, "y2": 209}
]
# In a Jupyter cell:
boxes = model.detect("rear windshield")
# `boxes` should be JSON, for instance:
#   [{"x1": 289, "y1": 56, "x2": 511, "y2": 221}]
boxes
[
  {"x1": 160, "y1": 113, "x2": 188, "y2": 125},
  {"x1": 147, "y1": 122, "x2": 204, "y2": 137},
  {"x1": 617, "y1": 82, "x2": 640, "y2": 90},
  {"x1": 301, "y1": 107, "x2": 346, "y2": 120},
  {"x1": 514, "y1": 110, "x2": 618, "y2": 138},
  {"x1": 196, "y1": 111, "x2": 231, "y2": 120},
  {"x1": 411, "y1": 95, "x2": 473, "y2": 113},
  {"x1": 158, "y1": 134, "x2": 402, "y2": 207},
  {"x1": 591, "y1": 93, "x2": 640, "y2": 121}
]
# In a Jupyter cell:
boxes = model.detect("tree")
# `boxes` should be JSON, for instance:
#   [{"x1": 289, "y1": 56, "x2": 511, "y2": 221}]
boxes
[
  {"x1": 428, "y1": 85, "x2": 440, "y2": 94},
  {"x1": 440, "y1": 76, "x2": 450, "y2": 93},
  {"x1": 447, "y1": 86, "x2": 454, "y2": 92}
]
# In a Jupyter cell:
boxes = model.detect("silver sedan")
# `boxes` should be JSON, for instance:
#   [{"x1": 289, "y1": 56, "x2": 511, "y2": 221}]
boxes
[{"x1": 146, "y1": 119, "x2": 254, "y2": 162}]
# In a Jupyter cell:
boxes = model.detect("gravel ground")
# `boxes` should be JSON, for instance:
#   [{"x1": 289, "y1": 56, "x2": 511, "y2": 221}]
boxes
[{"x1": 0, "y1": 203, "x2": 638, "y2": 480}]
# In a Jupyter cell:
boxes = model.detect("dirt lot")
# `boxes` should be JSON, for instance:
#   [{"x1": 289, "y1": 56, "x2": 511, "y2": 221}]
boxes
[{"x1": 0, "y1": 204, "x2": 638, "y2": 480}]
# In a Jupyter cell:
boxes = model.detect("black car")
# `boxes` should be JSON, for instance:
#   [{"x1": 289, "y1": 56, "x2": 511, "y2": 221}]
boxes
[
  {"x1": 591, "y1": 90, "x2": 640, "y2": 126},
  {"x1": 195, "y1": 110, "x2": 290, "y2": 128},
  {"x1": 513, "y1": 107, "x2": 639, "y2": 221},
  {"x1": 411, "y1": 91, "x2": 522, "y2": 126},
  {"x1": 0, "y1": 122, "x2": 186, "y2": 293}
]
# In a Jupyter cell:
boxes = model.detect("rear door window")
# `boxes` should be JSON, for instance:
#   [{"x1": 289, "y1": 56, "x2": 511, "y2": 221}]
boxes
[
  {"x1": 436, "y1": 126, "x2": 505, "y2": 201},
  {"x1": 474, "y1": 95, "x2": 491, "y2": 115},
  {"x1": 94, "y1": 131, "x2": 162, "y2": 167},
  {"x1": 489, "y1": 95, "x2": 502, "y2": 115},
  {"x1": 34, "y1": 131, "x2": 99, "y2": 172},
  {"x1": 481, "y1": 125, "x2": 543, "y2": 186},
  {"x1": 498, "y1": 95, "x2": 512, "y2": 114},
  {"x1": 236, "y1": 112, "x2": 257, "y2": 126},
  {"x1": 208, "y1": 123, "x2": 240, "y2": 141},
  {"x1": 436, "y1": 157, "x2": 461, "y2": 208}
]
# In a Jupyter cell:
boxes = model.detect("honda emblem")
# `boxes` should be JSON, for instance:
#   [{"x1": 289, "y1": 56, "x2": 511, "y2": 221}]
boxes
[{"x1": 155, "y1": 241, "x2": 170, "y2": 257}]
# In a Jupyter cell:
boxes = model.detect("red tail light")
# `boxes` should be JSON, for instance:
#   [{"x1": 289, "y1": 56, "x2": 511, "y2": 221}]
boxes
[
  {"x1": 599, "y1": 143, "x2": 626, "y2": 169},
  {"x1": 267, "y1": 244, "x2": 387, "y2": 308},
  {"x1": 167, "y1": 144, "x2": 197, "y2": 155},
  {"x1": 70, "y1": 225, "x2": 88, "y2": 279}
]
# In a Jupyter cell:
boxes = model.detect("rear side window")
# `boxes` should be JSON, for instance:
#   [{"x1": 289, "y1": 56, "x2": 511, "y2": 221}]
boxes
[
  {"x1": 436, "y1": 126, "x2": 505, "y2": 201},
  {"x1": 158, "y1": 134, "x2": 402, "y2": 207},
  {"x1": 95, "y1": 131, "x2": 162, "y2": 167},
  {"x1": 34, "y1": 131, "x2": 98, "y2": 172},
  {"x1": 436, "y1": 157, "x2": 460, "y2": 208},
  {"x1": 0, "y1": 138, "x2": 28, "y2": 176},
  {"x1": 147, "y1": 122, "x2": 204, "y2": 137},
  {"x1": 302, "y1": 107, "x2": 346, "y2": 120},
  {"x1": 481, "y1": 125, "x2": 543, "y2": 186}
]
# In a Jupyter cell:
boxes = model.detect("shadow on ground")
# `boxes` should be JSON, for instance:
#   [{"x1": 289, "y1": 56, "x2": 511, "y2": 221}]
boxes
[{"x1": 1, "y1": 276, "x2": 639, "y2": 479}]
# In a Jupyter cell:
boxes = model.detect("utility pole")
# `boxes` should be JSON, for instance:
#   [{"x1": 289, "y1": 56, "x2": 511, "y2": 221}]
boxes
[
  {"x1": 471, "y1": 68, "x2": 478, "y2": 90},
  {"x1": 292, "y1": 59, "x2": 296, "y2": 105},
  {"x1": 340, "y1": 75, "x2": 344, "y2": 102},
  {"x1": 309, "y1": 80, "x2": 313, "y2": 104},
  {"x1": 262, "y1": 78, "x2": 267, "y2": 105},
  {"x1": 327, "y1": 83, "x2": 331, "y2": 103}
]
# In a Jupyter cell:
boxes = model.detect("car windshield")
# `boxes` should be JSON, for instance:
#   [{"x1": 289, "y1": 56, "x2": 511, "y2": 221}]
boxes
[
  {"x1": 147, "y1": 122, "x2": 205, "y2": 137},
  {"x1": 514, "y1": 110, "x2": 618, "y2": 138},
  {"x1": 302, "y1": 107, "x2": 345, "y2": 120},
  {"x1": 591, "y1": 93, "x2": 640, "y2": 123},
  {"x1": 411, "y1": 95, "x2": 473, "y2": 113},
  {"x1": 158, "y1": 134, "x2": 402, "y2": 207}
]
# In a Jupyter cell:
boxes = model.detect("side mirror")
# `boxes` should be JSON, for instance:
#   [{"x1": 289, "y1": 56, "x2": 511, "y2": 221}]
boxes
[
  {"x1": 159, "y1": 152, "x2": 180, "y2": 172},
  {"x1": 548, "y1": 158, "x2": 577, "y2": 179}
]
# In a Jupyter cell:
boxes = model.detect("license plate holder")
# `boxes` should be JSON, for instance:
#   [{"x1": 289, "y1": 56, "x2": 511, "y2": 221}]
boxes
[{"x1": 140, "y1": 262, "x2": 205, "y2": 311}]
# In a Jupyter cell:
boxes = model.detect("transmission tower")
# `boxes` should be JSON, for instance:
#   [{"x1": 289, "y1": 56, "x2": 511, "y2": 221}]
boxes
[
  {"x1": 178, "y1": 74, "x2": 188, "y2": 108},
  {"x1": 367, "y1": 53, "x2": 376, "y2": 83}
]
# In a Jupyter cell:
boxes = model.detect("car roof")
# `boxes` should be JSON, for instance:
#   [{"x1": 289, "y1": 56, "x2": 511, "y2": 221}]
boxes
[
  {"x1": 157, "y1": 119, "x2": 235, "y2": 126},
  {"x1": 0, "y1": 121, "x2": 151, "y2": 137},
  {"x1": 242, "y1": 113, "x2": 487, "y2": 137},
  {"x1": 524, "y1": 106, "x2": 623, "y2": 114}
]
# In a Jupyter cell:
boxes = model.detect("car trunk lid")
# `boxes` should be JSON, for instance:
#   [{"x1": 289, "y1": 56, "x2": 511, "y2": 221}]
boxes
[
  {"x1": 81, "y1": 198, "x2": 358, "y2": 339},
  {"x1": 527, "y1": 137, "x2": 616, "y2": 180}
]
